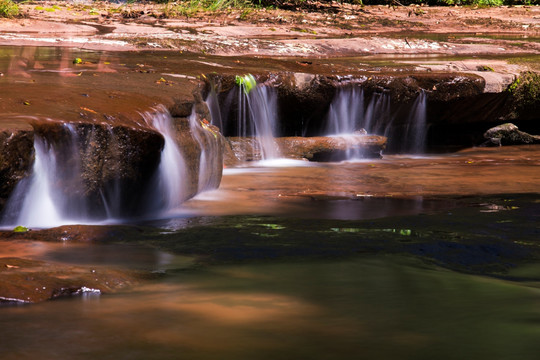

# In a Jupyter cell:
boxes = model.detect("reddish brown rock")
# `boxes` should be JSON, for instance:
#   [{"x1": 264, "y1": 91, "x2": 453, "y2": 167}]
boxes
[
  {"x1": 226, "y1": 134, "x2": 386, "y2": 164},
  {"x1": 0, "y1": 256, "x2": 141, "y2": 304}
]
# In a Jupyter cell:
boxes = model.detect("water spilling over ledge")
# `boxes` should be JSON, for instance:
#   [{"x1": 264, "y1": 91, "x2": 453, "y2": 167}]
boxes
[
  {"x1": 0, "y1": 106, "x2": 224, "y2": 228},
  {"x1": 0, "y1": 47, "x2": 539, "y2": 227}
]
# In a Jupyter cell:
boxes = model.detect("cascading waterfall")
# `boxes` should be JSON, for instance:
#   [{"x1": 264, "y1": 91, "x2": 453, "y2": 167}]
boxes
[
  {"x1": 187, "y1": 111, "x2": 221, "y2": 192},
  {"x1": 1, "y1": 123, "x2": 97, "y2": 228},
  {"x1": 398, "y1": 90, "x2": 427, "y2": 154},
  {"x1": 1, "y1": 106, "x2": 218, "y2": 227},
  {"x1": 207, "y1": 76, "x2": 280, "y2": 161},
  {"x1": 1, "y1": 137, "x2": 63, "y2": 228},
  {"x1": 325, "y1": 86, "x2": 428, "y2": 154},
  {"x1": 143, "y1": 108, "x2": 190, "y2": 213}
]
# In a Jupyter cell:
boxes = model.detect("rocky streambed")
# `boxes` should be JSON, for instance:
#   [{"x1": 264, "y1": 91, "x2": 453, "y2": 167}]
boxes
[{"x1": 0, "y1": 4, "x2": 539, "y2": 306}]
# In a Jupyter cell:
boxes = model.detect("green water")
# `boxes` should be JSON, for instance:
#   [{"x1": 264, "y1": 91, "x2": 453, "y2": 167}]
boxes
[
  {"x1": 1, "y1": 257, "x2": 539, "y2": 360},
  {"x1": 1, "y1": 195, "x2": 540, "y2": 360}
]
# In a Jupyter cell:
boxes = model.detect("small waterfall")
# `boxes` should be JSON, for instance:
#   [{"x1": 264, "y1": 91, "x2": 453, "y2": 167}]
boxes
[
  {"x1": 1, "y1": 106, "x2": 218, "y2": 227},
  {"x1": 325, "y1": 87, "x2": 428, "y2": 154},
  {"x1": 326, "y1": 87, "x2": 365, "y2": 135},
  {"x1": 326, "y1": 87, "x2": 392, "y2": 136},
  {"x1": 2, "y1": 137, "x2": 63, "y2": 228},
  {"x1": 185, "y1": 111, "x2": 217, "y2": 192},
  {"x1": 1, "y1": 124, "x2": 94, "y2": 228},
  {"x1": 398, "y1": 90, "x2": 427, "y2": 154},
  {"x1": 207, "y1": 76, "x2": 280, "y2": 161},
  {"x1": 143, "y1": 108, "x2": 189, "y2": 213}
]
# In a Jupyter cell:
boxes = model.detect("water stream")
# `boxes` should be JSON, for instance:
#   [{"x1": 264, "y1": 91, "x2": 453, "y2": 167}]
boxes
[
  {"x1": 1, "y1": 46, "x2": 540, "y2": 360},
  {"x1": 207, "y1": 79, "x2": 280, "y2": 160},
  {"x1": 143, "y1": 107, "x2": 190, "y2": 214},
  {"x1": 1, "y1": 108, "x2": 198, "y2": 227},
  {"x1": 326, "y1": 87, "x2": 428, "y2": 155}
]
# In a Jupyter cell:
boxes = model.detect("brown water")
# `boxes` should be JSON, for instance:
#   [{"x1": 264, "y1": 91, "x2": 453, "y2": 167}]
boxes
[
  {"x1": 1, "y1": 46, "x2": 540, "y2": 360},
  {"x1": 1, "y1": 145, "x2": 540, "y2": 360},
  {"x1": 180, "y1": 146, "x2": 540, "y2": 218}
]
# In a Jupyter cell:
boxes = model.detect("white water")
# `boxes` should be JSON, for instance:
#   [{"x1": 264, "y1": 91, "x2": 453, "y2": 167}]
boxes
[
  {"x1": 241, "y1": 85, "x2": 280, "y2": 160},
  {"x1": 0, "y1": 123, "x2": 105, "y2": 228},
  {"x1": 399, "y1": 90, "x2": 427, "y2": 154},
  {"x1": 4, "y1": 137, "x2": 64, "y2": 228},
  {"x1": 187, "y1": 111, "x2": 221, "y2": 192},
  {"x1": 143, "y1": 108, "x2": 189, "y2": 213},
  {"x1": 206, "y1": 81, "x2": 280, "y2": 160},
  {"x1": 326, "y1": 87, "x2": 428, "y2": 154},
  {"x1": 1, "y1": 108, "x2": 210, "y2": 228}
]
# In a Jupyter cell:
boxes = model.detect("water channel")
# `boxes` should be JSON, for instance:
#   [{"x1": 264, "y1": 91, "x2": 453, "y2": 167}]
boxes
[{"x1": 1, "y1": 46, "x2": 539, "y2": 359}]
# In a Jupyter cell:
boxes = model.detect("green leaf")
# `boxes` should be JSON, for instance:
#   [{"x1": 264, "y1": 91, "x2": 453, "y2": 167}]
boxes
[{"x1": 13, "y1": 225, "x2": 29, "y2": 233}]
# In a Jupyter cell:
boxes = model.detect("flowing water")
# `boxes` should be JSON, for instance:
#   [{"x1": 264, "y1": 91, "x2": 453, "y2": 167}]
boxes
[
  {"x1": 1, "y1": 46, "x2": 540, "y2": 360},
  {"x1": 207, "y1": 81, "x2": 280, "y2": 160},
  {"x1": 143, "y1": 107, "x2": 190, "y2": 213},
  {"x1": 326, "y1": 87, "x2": 428, "y2": 155},
  {"x1": 1, "y1": 107, "x2": 197, "y2": 227}
]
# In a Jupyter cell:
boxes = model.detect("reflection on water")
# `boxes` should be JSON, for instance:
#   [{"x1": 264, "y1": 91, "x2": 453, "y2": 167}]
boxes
[{"x1": 1, "y1": 258, "x2": 540, "y2": 360}]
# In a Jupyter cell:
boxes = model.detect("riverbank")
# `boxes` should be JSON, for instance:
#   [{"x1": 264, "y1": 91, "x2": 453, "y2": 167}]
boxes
[{"x1": 0, "y1": 3, "x2": 539, "y2": 59}]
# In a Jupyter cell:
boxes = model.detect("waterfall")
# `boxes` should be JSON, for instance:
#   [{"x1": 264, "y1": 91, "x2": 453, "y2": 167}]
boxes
[
  {"x1": 1, "y1": 137, "x2": 63, "y2": 228},
  {"x1": 1, "y1": 106, "x2": 218, "y2": 228},
  {"x1": 0, "y1": 124, "x2": 95, "y2": 228},
  {"x1": 187, "y1": 110, "x2": 222, "y2": 192},
  {"x1": 143, "y1": 108, "x2": 190, "y2": 213},
  {"x1": 326, "y1": 87, "x2": 392, "y2": 136},
  {"x1": 326, "y1": 87, "x2": 365, "y2": 135},
  {"x1": 207, "y1": 77, "x2": 280, "y2": 161},
  {"x1": 325, "y1": 87, "x2": 428, "y2": 154},
  {"x1": 398, "y1": 90, "x2": 427, "y2": 154}
]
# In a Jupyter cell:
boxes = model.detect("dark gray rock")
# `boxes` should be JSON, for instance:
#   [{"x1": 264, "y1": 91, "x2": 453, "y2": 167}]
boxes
[{"x1": 482, "y1": 123, "x2": 540, "y2": 146}]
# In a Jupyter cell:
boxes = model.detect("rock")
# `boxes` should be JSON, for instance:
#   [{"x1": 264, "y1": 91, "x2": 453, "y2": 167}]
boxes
[
  {"x1": 0, "y1": 126, "x2": 34, "y2": 211},
  {"x1": 226, "y1": 134, "x2": 386, "y2": 163},
  {"x1": 482, "y1": 123, "x2": 540, "y2": 146},
  {"x1": 0, "y1": 256, "x2": 142, "y2": 304},
  {"x1": 30, "y1": 120, "x2": 165, "y2": 217},
  {"x1": 276, "y1": 134, "x2": 386, "y2": 161}
]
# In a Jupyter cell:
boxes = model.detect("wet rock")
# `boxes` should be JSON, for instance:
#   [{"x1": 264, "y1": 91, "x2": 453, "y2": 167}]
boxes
[
  {"x1": 170, "y1": 114, "x2": 224, "y2": 197},
  {"x1": 31, "y1": 120, "x2": 165, "y2": 217},
  {"x1": 0, "y1": 256, "x2": 141, "y2": 304},
  {"x1": 482, "y1": 123, "x2": 540, "y2": 147},
  {"x1": 226, "y1": 134, "x2": 386, "y2": 163},
  {"x1": 276, "y1": 134, "x2": 386, "y2": 161},
  {"x1": 0, "y1": 224, "x2": 142, "y2": 243},
  {"x1": 0, "y1": 126, "x2": 34, "y2": 211},
  {"x1": 504, "y1": 71, "x2": 540, "y2": 124}
]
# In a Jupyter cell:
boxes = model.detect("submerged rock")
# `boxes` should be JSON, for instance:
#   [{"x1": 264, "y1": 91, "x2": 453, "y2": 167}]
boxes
[
  {"x1": 226, "y1": 134, "x2": 386, "y2": 163},
  {"x1": 0, "y1": 256, "x2": 142, "y2": 304},
  {"x1": 482, "y1": 123, "x2": 540, "y2": 146},
  {"x1": 277, "y1": 134, "x2": 386, "y2": 161}
]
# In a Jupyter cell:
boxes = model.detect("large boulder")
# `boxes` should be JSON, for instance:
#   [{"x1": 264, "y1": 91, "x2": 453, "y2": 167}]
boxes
[{"x1": 482, "y1": 123, "x2": 540, "y2": 146}]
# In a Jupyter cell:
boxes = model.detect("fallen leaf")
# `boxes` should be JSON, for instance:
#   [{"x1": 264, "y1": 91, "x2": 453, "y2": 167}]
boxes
[{"x1": 80, "y1": 107, "x2": 97, "y2": 114}]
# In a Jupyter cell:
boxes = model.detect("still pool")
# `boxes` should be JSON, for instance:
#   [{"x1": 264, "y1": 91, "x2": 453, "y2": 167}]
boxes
[{"x1": 1, "y1": 256, "x2": 540, "y2": 360}]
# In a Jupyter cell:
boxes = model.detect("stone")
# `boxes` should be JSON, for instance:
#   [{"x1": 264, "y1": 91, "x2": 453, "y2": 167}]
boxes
[
  {"x1": 0, "y1": 126, "x2": 34, "y2": 211},
  {"x1": 0, "y1": 256, "x2": 142, "y2": 304},
  {"x1": 276, "y1": 134, "x2": 386, "y2": 161},
  {"x1": 226, "y1": 134, "x2": 386, "y2": 164},
  {"x1": 482, "y1": 123, "x2": 540, "y2": 146}
]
